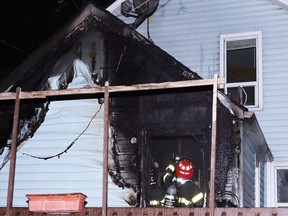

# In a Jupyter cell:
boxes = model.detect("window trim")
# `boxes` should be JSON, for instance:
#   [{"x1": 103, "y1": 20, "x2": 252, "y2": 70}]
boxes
[
  {"x1": 220, "y1": 31, "x2": 263, "y2": 110},
  {"x1": 267, "y1": 161, "x2": 288, "y2": 207}
]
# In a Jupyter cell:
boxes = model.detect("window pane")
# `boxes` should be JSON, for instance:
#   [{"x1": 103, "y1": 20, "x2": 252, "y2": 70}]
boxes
[
  {"x1": 277, "y1": 169, "x2": 288, "y2": 203},
  {"x1": 227, "y1": 86, "x2": 255, "y2": 106},
  {"x1": 227, "y1": 39, "x2": 256, "y2": 83}
]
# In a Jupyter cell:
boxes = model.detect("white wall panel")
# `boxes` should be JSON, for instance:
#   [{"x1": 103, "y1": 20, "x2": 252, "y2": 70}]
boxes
[
  {"x1": 135, "y1": 0, "x2": 288, "y2": 161},
  {"x1": 0, "y1": 99, "x2": 133, "y2": 207}
]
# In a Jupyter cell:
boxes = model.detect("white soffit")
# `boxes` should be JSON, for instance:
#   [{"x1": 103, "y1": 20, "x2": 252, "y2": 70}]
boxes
[{"x1": 106, "y1": 0, "x2": 125, "y2": 14}]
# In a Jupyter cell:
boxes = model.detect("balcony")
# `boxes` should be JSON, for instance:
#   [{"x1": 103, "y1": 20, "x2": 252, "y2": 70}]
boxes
[{"x1": 0, "y1": 79, "x2": 279, "y2": 216}]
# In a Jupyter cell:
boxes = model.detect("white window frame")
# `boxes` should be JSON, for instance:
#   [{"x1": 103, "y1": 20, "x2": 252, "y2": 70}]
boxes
[
  {"x1": 220, "y1": 31, "x2": 263, "y2": 110},
  {"x1": 267, "y1": 161, "x2": 288, "y2": 207}
]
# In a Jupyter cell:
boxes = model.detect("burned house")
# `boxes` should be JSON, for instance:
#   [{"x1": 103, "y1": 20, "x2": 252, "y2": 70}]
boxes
[{"x1": 0, "y1": 2, "x2": 272, "y2": 209}]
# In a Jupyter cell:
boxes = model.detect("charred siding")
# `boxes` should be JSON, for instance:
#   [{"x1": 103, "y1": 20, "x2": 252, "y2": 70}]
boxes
[
  {"x1": 260, "y1": 162, "x2": 265, "y2": 207},
  {"x1": 110, "y1": 87, "x2": 240, "y2": 204}
]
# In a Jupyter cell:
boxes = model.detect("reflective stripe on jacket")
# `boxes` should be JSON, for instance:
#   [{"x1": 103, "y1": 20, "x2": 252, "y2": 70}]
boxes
[
  {"x1": 163, "y1": 164, "x2": 175, "y2": 183},
  {"x1": 178, "y1": 192, "x2": 204, "y2": 206}
]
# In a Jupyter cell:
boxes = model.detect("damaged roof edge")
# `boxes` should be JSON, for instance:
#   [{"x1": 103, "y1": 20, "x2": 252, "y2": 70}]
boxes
[
  {"x1": 218, "y1": 92, "x2": 252, "y2": 119},
  {"x1": 0, "y1": 3, "x2": 130, "y2": 92},
  {"x1": 218, "y1": 92, "x2": 273, "y2": 162},
  {"x1": 0, "y1": 4, "x2": 98, "y2": 92},
  {"x1": 244, "y1": 114, "x2": 274, "y2": 162}
]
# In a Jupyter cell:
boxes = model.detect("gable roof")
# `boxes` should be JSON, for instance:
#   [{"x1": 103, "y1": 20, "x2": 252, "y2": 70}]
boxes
[
  {"x1": 0, "y1": 2, "x2": 202, "y2": 151},
  {"x1": 0, "y1": 2, "x2": 200, "y2": 92}
]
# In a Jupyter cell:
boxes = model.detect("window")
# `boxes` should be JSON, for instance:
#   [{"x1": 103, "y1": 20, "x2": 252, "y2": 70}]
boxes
[
  {"x1": 267, "y1": 162, "x2": 288, "y2": 207},
  {"x1": 220, "y1": 31, "x2": 262, "y2": 109},
  {"x1": 276, "y1": 169, "x2": 288, "y2": 204}
]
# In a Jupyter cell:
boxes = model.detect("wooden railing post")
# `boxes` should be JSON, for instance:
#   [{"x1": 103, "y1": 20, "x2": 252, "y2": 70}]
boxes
[
  {"x1": 6, "y1": 87, "x2": 21, "y2": 216},
  {"x1": 102, "y1": 82, "x2": 109, "y2": 216},
  {"x1": 209, "y1": 74, "x2": 218, "y2": 215}
]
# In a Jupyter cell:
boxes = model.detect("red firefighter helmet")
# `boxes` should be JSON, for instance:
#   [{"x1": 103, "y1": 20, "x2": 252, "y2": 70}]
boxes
[{"x1": 175, "y1": 159, "x2": 194, "y2": 179}]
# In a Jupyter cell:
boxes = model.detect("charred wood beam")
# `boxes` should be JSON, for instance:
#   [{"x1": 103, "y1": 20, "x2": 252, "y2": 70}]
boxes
[
  {"x1": 102, "y1": 39, "x2": 109, "y2": 83},
  {"x1": 6, "y1": 87, "x2": 21, "y2": 216},
  {"x1": 0, "y1": 78, "x2": 225, "y2": 101},
  {"x1": 139, "y1": 130, "x2": 150, "y2": 207}
]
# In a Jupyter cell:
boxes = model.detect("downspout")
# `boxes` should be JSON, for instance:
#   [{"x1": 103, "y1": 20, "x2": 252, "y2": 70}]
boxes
[{"x1": 238, "y1": 120, "x2": 244, "y2": 207}]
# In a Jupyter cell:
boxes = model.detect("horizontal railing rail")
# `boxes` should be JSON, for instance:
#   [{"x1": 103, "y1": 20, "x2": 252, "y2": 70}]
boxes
[{"x1": 0, "y1": 207, "x2": 287, "y2": 216}]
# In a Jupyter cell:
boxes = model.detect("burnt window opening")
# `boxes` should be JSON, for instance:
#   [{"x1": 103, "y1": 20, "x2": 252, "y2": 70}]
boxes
[{"x1": 109, "y1": 88, "x2": 240, "y2": 207}]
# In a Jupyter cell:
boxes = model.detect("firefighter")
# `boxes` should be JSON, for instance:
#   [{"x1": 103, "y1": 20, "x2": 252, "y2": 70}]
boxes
[
  {"x1": 163, "y1": 158, "x2": 204, "y2": 207},
  {"x1": 149, "y1": 160, "x2": 165, "y2": 206},
  {"x1": 149, "y1": 185, "x2": 165, "y2": 206}
]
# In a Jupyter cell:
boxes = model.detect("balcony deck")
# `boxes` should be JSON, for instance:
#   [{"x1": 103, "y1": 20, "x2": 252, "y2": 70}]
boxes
[
  {"x1": 0, "y1": 207, "x2": 287, "y2": 216},
  {"x1": 0, "y1": 81, "x2": 281, "y2": 216}
]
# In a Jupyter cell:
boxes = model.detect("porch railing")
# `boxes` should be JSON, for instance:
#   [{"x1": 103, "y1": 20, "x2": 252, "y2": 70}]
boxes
[{"x1": 0, "y1": 207, "x2": 287, "y2": 216}]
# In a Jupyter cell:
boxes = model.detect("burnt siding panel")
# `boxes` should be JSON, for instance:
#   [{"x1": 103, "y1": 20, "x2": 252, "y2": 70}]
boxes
[
  {"x1": 242, "y1": 130, "x2": 256, "y2": 207},
  {"x1": 140, "y1": 92, "x2": 212, "y2": 135},
  {"x1": 136, "y1": 0, "x2": 288, "y2": 161}
]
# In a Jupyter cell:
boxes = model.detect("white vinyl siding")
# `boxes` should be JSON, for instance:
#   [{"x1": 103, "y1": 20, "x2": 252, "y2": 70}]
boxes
[
  {"x1": 0, "y1": 99, "x2": 133, "y2": 207},
  {"x1": 135, "y1": 0, "x2": 288, "y2": 161}
]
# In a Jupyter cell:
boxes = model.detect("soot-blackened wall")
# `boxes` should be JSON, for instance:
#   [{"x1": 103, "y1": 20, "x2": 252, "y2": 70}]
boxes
[{"x1": 110, "y1": 88, "x2": 240, "y2": 206}]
